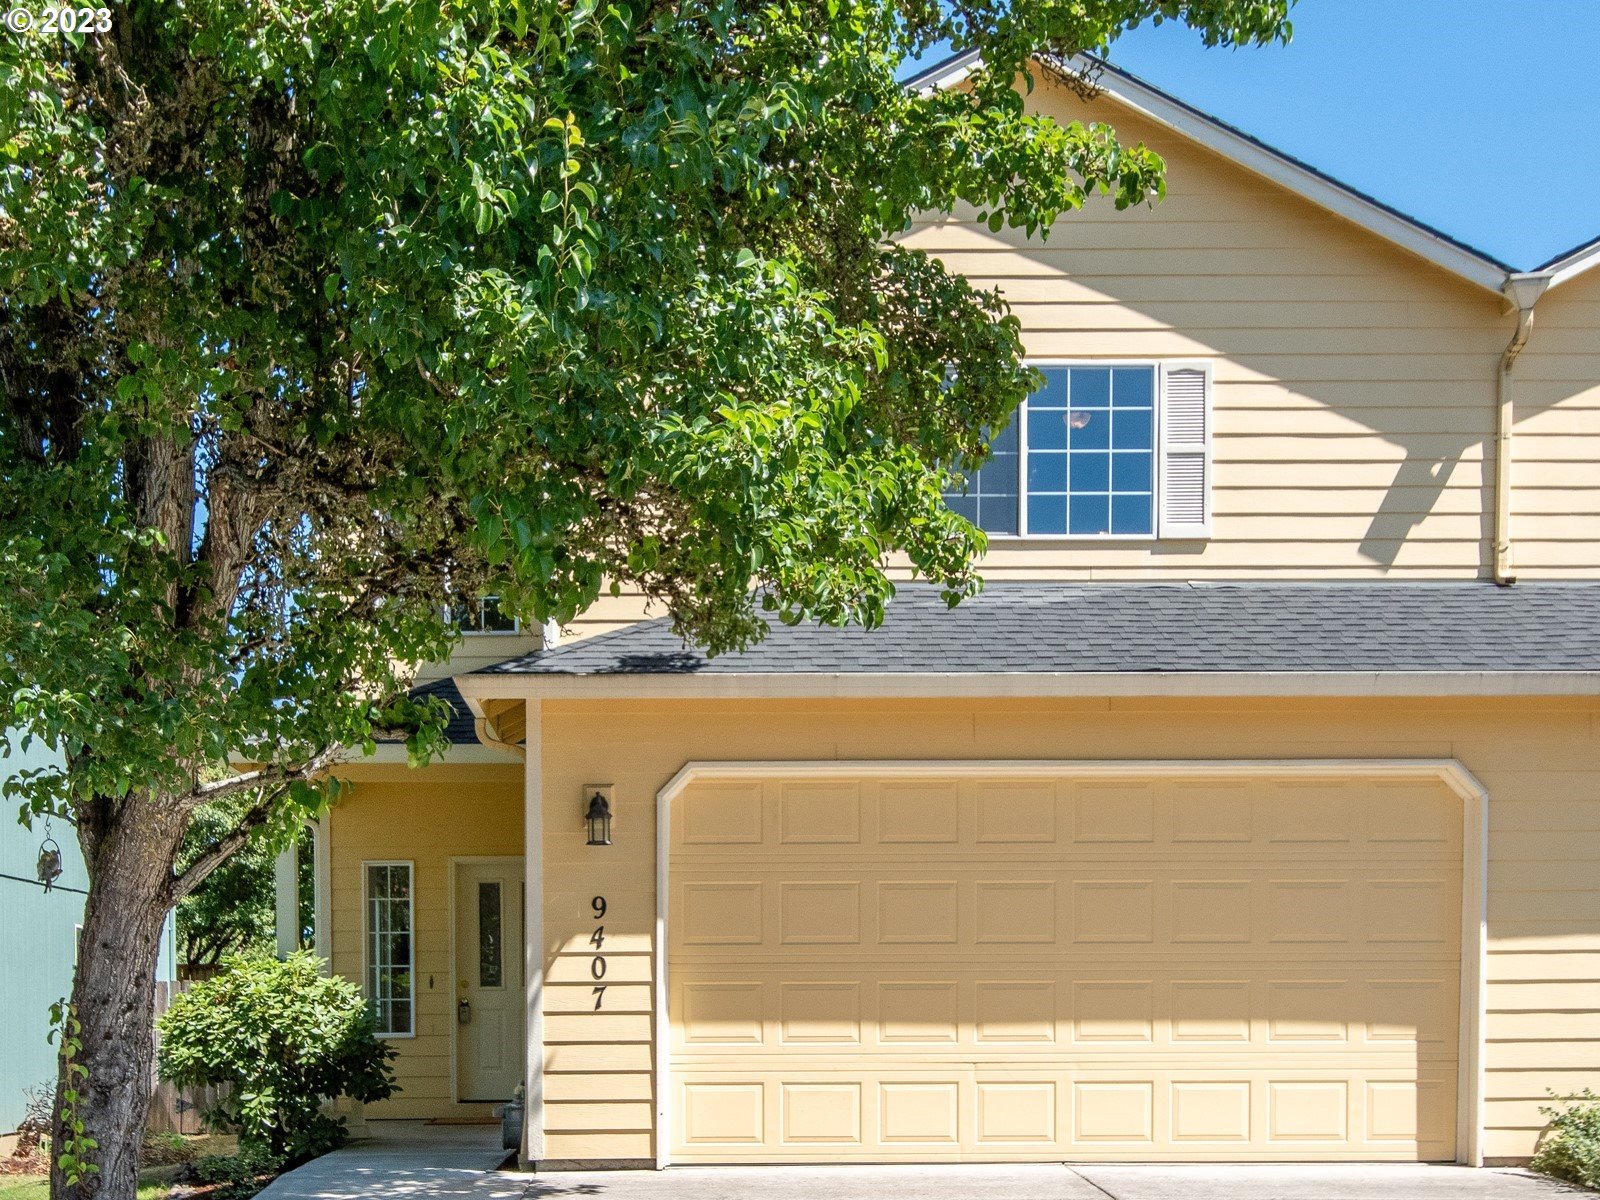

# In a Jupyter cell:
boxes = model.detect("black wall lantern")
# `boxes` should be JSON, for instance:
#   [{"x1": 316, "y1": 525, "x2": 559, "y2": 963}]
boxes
[{"x1": 584, "y1": 790, "x2": 613, "y2": 846}]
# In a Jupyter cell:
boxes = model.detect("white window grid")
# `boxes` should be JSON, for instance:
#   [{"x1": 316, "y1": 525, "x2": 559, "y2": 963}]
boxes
[
  {"x1": 955, "y1": 359, "x2": 1172, "y2": 542},
  {"x1": 363, "y1": 860, "x2": 416, "y2": 1039}
]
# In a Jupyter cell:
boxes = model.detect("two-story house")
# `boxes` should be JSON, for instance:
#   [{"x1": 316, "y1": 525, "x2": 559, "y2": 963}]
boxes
[{"x1": 294, "y1": 54, "x2": 1600, "y2": 1170}]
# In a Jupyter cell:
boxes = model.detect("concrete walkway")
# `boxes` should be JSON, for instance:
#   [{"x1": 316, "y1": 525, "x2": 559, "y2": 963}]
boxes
[
  {"x1": 257, "y1": 1122, "x2": 517, "y2": 1200},
  {"x1": 259, "y1": 1125, "x2": 1586, "y2": 1200}
]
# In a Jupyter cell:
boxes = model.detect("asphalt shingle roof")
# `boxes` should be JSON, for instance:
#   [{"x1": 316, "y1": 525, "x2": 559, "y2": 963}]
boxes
[
  {"x1": 409, "y1": 676, "x2": 479, "y2": 744},
  {"x1": 475, "y1": 582, "x2": 1600, "y2": 678}
]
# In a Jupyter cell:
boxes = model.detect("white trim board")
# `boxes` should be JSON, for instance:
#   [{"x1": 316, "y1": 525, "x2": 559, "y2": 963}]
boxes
[
  {"x1": 522, "y1": 700, "x2": 546, "y2": 1166},
  {"x1": 458, "y1": 669, "x2": 1600, "y2": 703},
  {"x1": 1538, "y1": 236, "x2": 1600, "y2": 290},
  {"x1": 652, "y1": 757, "x2": 1488, "y2": 1168},
  {"x1": 360, "y1": 858, "x2": 418, "y2": 1041}
]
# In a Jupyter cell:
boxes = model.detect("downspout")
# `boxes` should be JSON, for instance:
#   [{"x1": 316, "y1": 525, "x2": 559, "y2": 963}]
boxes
[
  {"x1": 1493, "y1": 273, "x2": 1551, "y2": 585},
  {"x1": 474, "y1": 714, "x2": 527, "y2": 761}
]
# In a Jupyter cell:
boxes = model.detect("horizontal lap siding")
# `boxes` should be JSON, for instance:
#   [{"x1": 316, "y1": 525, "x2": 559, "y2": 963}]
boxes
[
  {"x1": 327, "y1": 768, "x2": 523, "y2": 1119},
  {"x1": 898, "y1": 73, "x2": 1523, "y2": 581},
  {"x1": 540, "y1": 694, "x2": 1600, "y2": 1163},
  {"x1": 1511, "y1": 270, "x2": 1600, "y2": 576}
]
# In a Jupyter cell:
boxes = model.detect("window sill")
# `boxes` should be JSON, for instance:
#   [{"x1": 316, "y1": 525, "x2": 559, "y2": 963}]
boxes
[{"x1": 982, "y1": 533, "x2": 1162, "y2": 544}]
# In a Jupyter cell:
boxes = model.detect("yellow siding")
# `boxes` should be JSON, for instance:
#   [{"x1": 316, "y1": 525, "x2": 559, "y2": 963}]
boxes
[
  {"x1": 326, "y1": 764, "x2": 522, "y2": 1119},
  {"x1": 1510, "y1": 267, "x2": 1600, "y2": 577},
  {"x1": 538, "y1": 694, "x2": 1600, "y2": 1164},
  {"x1": 897, "y1": 71, "x2": 1524, "y2": 581}
]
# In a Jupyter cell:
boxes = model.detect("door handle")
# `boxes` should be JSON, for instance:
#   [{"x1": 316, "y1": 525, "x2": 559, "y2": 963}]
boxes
[{"x1": 458, "y1": 999, "x2": 472, "y2": 1025}]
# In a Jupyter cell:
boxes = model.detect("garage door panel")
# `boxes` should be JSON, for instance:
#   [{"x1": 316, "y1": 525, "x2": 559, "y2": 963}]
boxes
[
  {"x1": 670, "y1": 772, "x2": 1461, "y2": 1162},
  {"x1": 671, "y1": 777, "x2": 1462, "y2": 862},
  {"x1": 673, "y1": 970, "x2": 1459, "y2": 1059},
  {"x1": 674, "y1": 868, "x2": 1459, "y2": 961}
]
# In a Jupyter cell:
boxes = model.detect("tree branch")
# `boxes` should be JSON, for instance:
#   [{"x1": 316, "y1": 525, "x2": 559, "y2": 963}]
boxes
[
  {"x1": 170, "y1": 744, "x2": 341, "y2": 902},
  {"x1": 186, "y1": 744, "x2": 344, "y2": 807}
]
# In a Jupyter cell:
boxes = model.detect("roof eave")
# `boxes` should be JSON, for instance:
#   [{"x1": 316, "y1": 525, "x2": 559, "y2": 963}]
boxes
[
  {"x1": 455, "y1": 669, "x2": 1600, "y2": 703},
  {"x1": 1536, "y1": 237, "x2": 1600, "y2": 290}
]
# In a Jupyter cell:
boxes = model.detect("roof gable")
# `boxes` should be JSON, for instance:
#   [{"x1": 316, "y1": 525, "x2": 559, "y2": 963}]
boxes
[{"x1": 903, "y1": 51, "x2": 1597, "y2": 297}]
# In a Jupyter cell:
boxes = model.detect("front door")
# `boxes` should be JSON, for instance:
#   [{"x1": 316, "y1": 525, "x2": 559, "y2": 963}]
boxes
[{"x1": 454, "y1": 858, "x2": 525, "y2": 1102}]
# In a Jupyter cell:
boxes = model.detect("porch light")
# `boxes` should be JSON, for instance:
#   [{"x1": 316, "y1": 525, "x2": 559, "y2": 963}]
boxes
[
  {"x1": 584, "y1": 791, "x2": 613, "y2": 847},
  {"x1": 37, "y1": 835, "x2": 62, "y2": 892},
  {"x1": 1068, "y1": 410, "x2": 1092, "y2": 430}
]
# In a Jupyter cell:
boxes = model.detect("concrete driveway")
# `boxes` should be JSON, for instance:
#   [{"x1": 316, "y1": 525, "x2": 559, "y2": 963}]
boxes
[
  {"x1": 525, "y1": 1163, "x2": 1581, "y2": 1199},
  {"x1": 257, "y1": 1124, "x2": 1587, "y2": 1200}
]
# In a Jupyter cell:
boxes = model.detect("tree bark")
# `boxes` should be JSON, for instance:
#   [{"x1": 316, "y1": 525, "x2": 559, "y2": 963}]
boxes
[{"x1": 53, "y1": 800, "x2": 186, "y2": 1200}]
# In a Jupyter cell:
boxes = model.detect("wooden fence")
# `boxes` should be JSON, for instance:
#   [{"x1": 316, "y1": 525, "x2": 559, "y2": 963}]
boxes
[{"x1": 146, "y1": 980, "x2": 227, "y2": 1136}]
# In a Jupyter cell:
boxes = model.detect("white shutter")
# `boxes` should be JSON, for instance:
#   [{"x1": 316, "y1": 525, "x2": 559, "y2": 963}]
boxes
[{"x1": 1158, "y1": 362, "x2": 1213, "y2": 539}]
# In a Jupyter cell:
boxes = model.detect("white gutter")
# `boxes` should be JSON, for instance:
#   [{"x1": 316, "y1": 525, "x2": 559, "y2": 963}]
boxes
[
  {"x1": 1538, "y1": 236, "x2": 1600, "y2": 290},
  {"x1": 455, "y1": 669, "x2": 1600, "y2": 703},
  {"x1": 1494, "y1": 272, "x2": 1553, "y2": 585}
]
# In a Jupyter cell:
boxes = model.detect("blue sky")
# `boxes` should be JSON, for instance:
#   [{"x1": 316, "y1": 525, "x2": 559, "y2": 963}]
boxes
[{"x1": 910, "y1": 1, "x2": 1600, "y2": 269}]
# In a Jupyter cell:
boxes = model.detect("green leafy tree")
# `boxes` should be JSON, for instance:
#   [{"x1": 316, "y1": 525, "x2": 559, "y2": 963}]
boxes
[
  {"x1": 175, "y1": 800, "x2": 303, "y2": 968},
  {"x1": 157, "y1": 952, "x2": 399, "y2": 1164},
  {"x1": 0, "y1": 2, "x2": 1291, "y2": 1197}
]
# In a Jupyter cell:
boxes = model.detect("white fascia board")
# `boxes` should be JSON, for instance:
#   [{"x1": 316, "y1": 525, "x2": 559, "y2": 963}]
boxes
[
  {"x1": 455, "y1": 670, "x2": 1600, "y2": 702},
  {"x1": 906, "y1": 51, "x2": 1509, "y2": 296},
  {"x1": 1540, "y1": 240, "x2": 1600, "y2": 291},
  {"x1": 343, "y1": 741, "x2": 519, "y2": 765}
]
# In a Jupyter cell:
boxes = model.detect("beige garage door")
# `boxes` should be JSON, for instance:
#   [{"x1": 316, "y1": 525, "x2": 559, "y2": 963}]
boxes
[{"x1": 668, "y1": 770, "x2": 1461, "y2": 1163}]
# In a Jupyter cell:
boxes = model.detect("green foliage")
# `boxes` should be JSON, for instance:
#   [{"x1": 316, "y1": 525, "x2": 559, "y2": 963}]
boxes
[
  {"x1": 1532, "y1": 1090, "x2": 1600, "y2": 1189},
  {"x1": 176, "y1": 800, "x2": 308, "y2": 966},
  {"x1": 0, "y1": 3, "x2": 1295, "y2": 835},
  {"x1": 0, "y1": 3, "x2": 1291, "y2": 1190},
  {"x1": 157, "y1": 953, "x2": 398, "y2": 1165},
  {"x1": 186, "y1": 1150, "x2": 284, "y2": 1200},
  {"x1": 47, "y1": 1003, "x2": 98, "y2": 1186}
]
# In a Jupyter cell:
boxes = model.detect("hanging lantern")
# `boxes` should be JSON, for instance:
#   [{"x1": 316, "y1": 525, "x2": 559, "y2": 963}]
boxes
[
  {"x1": 584, "y1": 791, "x2": 613, "y2": 847},
  {"x1": 37, "y1": 836, "x2": 63, "y2": 892}
]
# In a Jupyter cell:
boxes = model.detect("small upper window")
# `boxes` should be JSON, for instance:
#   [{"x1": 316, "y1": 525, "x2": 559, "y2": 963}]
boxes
[
  {"x1": 452, "y1": 595, "x2": 519, "y2": 634},
  {"x1": 944, "y1": 363, "x2": 1209, "y2": 539}
]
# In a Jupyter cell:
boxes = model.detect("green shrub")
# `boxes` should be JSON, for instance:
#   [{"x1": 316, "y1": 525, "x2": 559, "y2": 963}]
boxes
[
  {"x1": 189, "y1": 1148, "x2": 285, "y2": 1200},
  {"x1": 1532, "y1": 1090, "x2": 1600, "y2": 1188},
  {"x1": 157, "y1": 951, "x2": 398, "y2": 1164}
]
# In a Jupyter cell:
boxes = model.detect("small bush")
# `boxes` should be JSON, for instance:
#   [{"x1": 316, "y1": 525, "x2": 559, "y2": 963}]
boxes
[
  {"x1": 157, "y1": 952, "x2": 398, "y2": 1165},
  {"x1": 1532, "y1": 1090, "x2": 1600, "y2": 1189},
  {"x1": 189, "y1": 1148, "x2": 284, "y2": 1200}
]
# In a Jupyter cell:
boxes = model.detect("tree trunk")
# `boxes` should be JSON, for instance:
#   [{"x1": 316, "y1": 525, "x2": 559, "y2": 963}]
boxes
[{"x1": 53, "y1": 803, "x2": 184, "y2": 1200}]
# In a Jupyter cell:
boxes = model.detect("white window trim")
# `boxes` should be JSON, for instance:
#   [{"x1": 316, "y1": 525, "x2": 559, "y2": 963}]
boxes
[
  {"x1": 362, "y1": 859, "x2": 417, "y2": 1040},
  {"x1": 448, "y1": 596, "x2": 522, "y2": 636},
  {"x1": 962, "y1": 358, "x2": 1210, "y2": 544}
]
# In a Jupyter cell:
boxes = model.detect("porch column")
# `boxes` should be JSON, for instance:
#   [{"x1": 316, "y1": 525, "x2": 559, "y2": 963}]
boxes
[
  {"x1": 272, "y1": 842, "x2": 299, "y2": 957},
  {"x1": 523, "y1": 698, "x2": 545, "y2": 1165}
]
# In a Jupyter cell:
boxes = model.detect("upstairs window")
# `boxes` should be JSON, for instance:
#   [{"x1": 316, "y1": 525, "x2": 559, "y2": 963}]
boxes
[
  {"x1": 451, "y1": 595, "x2": 519, "y2": 634},
  {"x1": 944, "y1": 362, "x2": 1211, "y2": 539}
]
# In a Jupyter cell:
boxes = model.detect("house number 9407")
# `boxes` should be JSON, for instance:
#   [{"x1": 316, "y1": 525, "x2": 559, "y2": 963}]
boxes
[{"x1": 590, "y1": 896, "x2": 607, "y2": 1009}]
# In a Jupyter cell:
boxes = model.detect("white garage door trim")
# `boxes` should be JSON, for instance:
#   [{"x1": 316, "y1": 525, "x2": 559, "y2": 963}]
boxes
[{"x1": 652, "y1": 758, "x2": 1488, "y2": 1169}]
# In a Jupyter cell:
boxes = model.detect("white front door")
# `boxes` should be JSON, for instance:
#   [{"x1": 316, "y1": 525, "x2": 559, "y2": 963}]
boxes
[{"x1": 454, "y1": 858, "x2": 525, "y2": 1102}]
